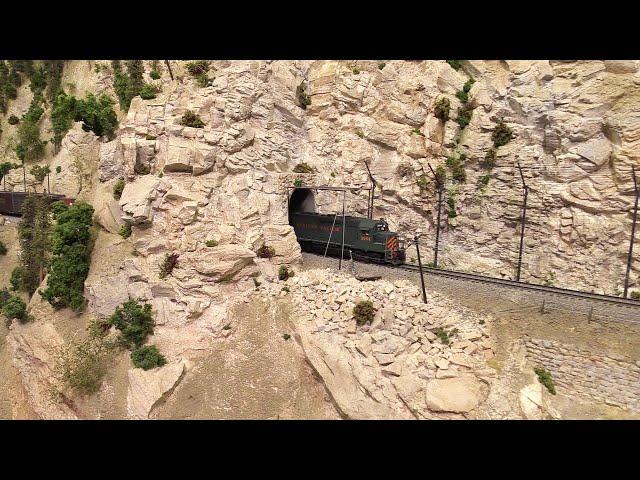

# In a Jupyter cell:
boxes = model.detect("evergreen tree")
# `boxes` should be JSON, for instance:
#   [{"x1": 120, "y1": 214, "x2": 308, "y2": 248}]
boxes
[{"x1": 17, "y1": 195, "x2": 51, "y2": 296}]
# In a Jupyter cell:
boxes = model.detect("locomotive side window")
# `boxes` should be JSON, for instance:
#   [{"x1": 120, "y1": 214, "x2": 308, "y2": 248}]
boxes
[{"x1": 375, "y1": 223, "x2": 388, "y2": 231}]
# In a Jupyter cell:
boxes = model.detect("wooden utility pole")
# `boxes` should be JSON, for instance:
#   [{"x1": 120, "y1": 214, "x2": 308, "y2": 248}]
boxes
[
  {"x1": 164, "y1": 60, "x2": 174, "y2": 81},
  {"x1": 428, "y1": 163, "x2": 443, "y2": 268},
  {"x1": 339, "y1": 190, "x2": 346, "y2": 270},
  {"x1": 414, "y1": 235, "x2": 427, "y2": 304},
  {"x1": 516, "y1": 162, "x2": 528, "y2": 282},
  {"x1": 624, "y1": 166, "x2": 639, "y2": 298}
]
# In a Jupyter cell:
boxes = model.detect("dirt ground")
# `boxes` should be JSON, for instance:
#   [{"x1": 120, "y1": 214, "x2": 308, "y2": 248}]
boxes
[{"x1": 152, "y1": 295, "x2": 340, "y2": 419}]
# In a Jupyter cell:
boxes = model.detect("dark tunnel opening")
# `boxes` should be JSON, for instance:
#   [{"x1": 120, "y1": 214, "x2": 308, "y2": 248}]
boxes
[{"x1": 288, "y1": 189, "x2": 317, "y2": 223}]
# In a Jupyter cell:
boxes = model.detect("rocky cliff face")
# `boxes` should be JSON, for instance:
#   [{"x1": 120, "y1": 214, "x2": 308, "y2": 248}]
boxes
[{"x1": 1, "y1": 59, "x2": 639, "y2": 418}]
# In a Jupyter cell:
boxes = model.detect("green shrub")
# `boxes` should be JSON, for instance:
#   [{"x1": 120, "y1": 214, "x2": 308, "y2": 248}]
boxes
[
  {"x1": 159, "y1": 252, "x2": 179, "y2": 279},
  {"x1": 293, "y1": 179, "x2": 303, "y2": 187},
  {"x1": 492, "y1": 119, "x2": 514, "y2": 147},
  {"x1": 185, "y1": 61, "x2": 210, "y2": 77},
  {"x1": 353, "y1": 300, "x2": 376, "y2": 326},
  {"x1": 119, "y1": 223, "x2": 132, "y2": 239},
  {"x1": 352, "y1": 68, "x2": 360, "y2": 75},
  {"x1": 15, "y1": 121, "x2": 46, "y2": 162},
  {"x1": 150, "y1": 70, "x2": 161, "y2": 80},
  {"x1": 296, "y1": 82, "x2": 311, "y2": 109},
  {"x1": 113, "y1": 179, "x2": 125, "y2": 200},
  {"x1": 416, "y1": 174, "x2": 430, "y2": 193},
  {"x1": 543, "y1": 271, "x2": 557, "y2": 287},
  {"x1": 10, "y1": 267, "x2": 25, "y2": 291},
  {"x1": 293, "y1": 162, "x2": 315, "y2": 173},
  {"x1": 40, "y1": 202, "x2": 94, "y2": 312},
  {"x1": 434, "y1": 97, "x2": 450, "y2": 121},
  {"x1": 74, "y1": 93, "x2": 118, "y2": 138},
  {"x1": 0, "y1": 240, "x2": 6, "y2": 255},
  {"x1": 446, "y1": 153, "x2": 466, "y2": 183},
  {"x1": 446, "y1": 60, "x2": 462, "y2": 70},
  {"x1": 49, "y1": 200, "x2": 69, "y2": 219},
  {"x1": 534, "y1": 367, "x2": 556, "y2": 395},
  {"x1": 131, "y1": 345, "x2": 166, "y2": 370},
  {"x1": 462, "y1": 78, "x2": 475, "y2": 93},
  {"x1": 278, "y1": 265, "x2": 293, "y2": 281},
  {"x1": 455, "y1": 90, "x2": 468, "y2": 104},
  {"x1": 17, "y1": 195, "x2": 51, "y2": 296},
  {"x1": 435, "y1": 327, "x2": 458, "y2": 345},
  {"x1": 107, "y1": 300, "x2": 155, "y2": 349},
  {"x1": 282, "y1": 333, "x2": 291, "y2": 340},
  {"x1": 378, "y1": 62, "x2": 386, "y2": 70},
  {"x1": 196, "y1": 73, "x2": 212, "y2": 87},
  {"x1": 180, "y1": 110, "x2": 205, "y2": 128},
  {"x1": 483, "y1": 148, "x2": 497, "y2": 170},
  {"x1": 0, "y1": 289, "x2": 10, "y2": 309},
  {"x1": 30, "y1": 165, "x2": 50, "y2": 182},
  {"x1": 282, "y1": 286, "x2": 290, "y2": 293},
  {"x1": 631, "y1": 291, "x2": 640, "y2": 300},
  {"x1": 435, "y1": 165, "x2": 447, "y2": 186},
  {"x1": 456, "y1": 103, "x2": 473, "y2": 129},
  {"x1": 446, "y1": 196, "x2": 457, "y2": 218},
  {"x1": 477, "y1": 174, "x2": 490, "y2": 191},
  {"x1": 8, "y1": 115, "x2": 19, "y2": 125},
  {"x1": 139, "y1": 84, "x2": 158, "y2": 100},
  {"x1": 2, "y1": 295, "x2": 29, "y2": 323},
  {"x1": 56, "y1": 166, "x2": 62, "y2": 174},
  {"x1": 411, "y1": 128, "x2": 424, "y2": 136},
  {"x1": 205, "y1": 239, "x2": 218, "y2": 247}
]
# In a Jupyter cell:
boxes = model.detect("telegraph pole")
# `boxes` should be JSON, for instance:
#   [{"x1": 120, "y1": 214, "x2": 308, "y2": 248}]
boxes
[
  {"x1": 364, "y1": 160, "x2": 376, "y2": 219},
  {"x1": 624, "y1": 166, "x2": 639, "y2": 298},
  {"x1": 339, "y1": 190, "x2": 346, "y2": 270},
  {"x1": 414, "y1": 235, "x2": 427, "y2": 304},
  {"x1": 516, "y1": 162, "x2": 528, "y2": 282},
  {"x1": 428, "y1": 163, "x2": 443, "y2": 268},
  {"x1": 164, "y1": 60, "x2": 174, "y2": 81}
]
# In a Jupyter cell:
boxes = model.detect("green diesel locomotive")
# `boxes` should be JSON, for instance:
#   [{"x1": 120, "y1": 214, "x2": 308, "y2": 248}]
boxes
[{"x1": 290, "y1": 211, "x2": 406, "y2": 265}]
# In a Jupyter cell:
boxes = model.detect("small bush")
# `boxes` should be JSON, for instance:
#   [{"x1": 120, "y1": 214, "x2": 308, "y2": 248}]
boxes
[
  {"x1": 8, "y1": 115, "x2": 19, "y2": 125},
  {"x1": 139, "y1": 84, "x2": 158, "y2": 100},
  {"x1": 131, "y1": 345, "x2": 166, "y2": 370},
  {"x1": 631, "y1": 291, "x2": 640, "y2": 300},
  {"x1": 2, "y1": 295, "x2": 29, "y2": 323},
  {"x1": 534, "y1": 366, "x2": 556, "y2": 395},
  {"x1": 10, "y1": 267, "x2": 25, "y2": 291},
  {"x1": 462, "y1": 78, "x2": 475, "y2": 93},
  {"x1": 352, "y1": 68, "x2": 360, "y2": 75},
  {"x1": 477, "y1": 174, "x2": 490, "y2": 191},
  {"x1": 282, "y1": 286, "x2": 290, "y2": 293},
  {"x1": 282, "y1": 333, "x2": 291, "y2": 340},
  {"x1": 296, "y1": 82, "x2": 311, "y2": 109},
  {"x1": 416, "y1": 174, "x2": 430, "y2": 193},
  {"x1": 196, "y1": 73, "x2": 212, "y2": 87},
  {"x1": 446, "y1": 60, "x2": 462, "y2": 70},
  {"x1": 353, "y1": 300, "x2": 375, "y2": 326},
  {"x1": 56, "y1": 166, "x2": 62, "y2": 174},
  {"x1": 119, "y1": 223, "x2": 132, "y2": 239},
  {"x1": 205, "y1": 239, "x2": 218, "y2": 247},
  {"x1": 456, "y1": 103, "x2": 473, "y2": 129},
  {"x1": 543, "y1": 271, "x2": 557, "y2": 287},
  {"x1": 446, "y1": 153, "x2": 466, "y2": 183},
  {"x1": 483, "y1": 148, "x2": 497, "y2": 170},
  {"x1": 293, "y1": 162, "x2": 315, "y2": 174},
  {"x1": 180, "y1": 110, "x2": 205, "y2": 128},
  {"x1": 411, "y1": 128, "x2": 424, "y2": 136},
  {"x1": 378, "y1": 62, "x2": 386, "y2": 70},
  {"x1": 113, "y1": 178, "x2": 125, "y2": 200},
  {"x1": 159, "y1": 252, "x2": 179, "y2": 279},
  {"x1": 434, "y1": 97, "x2": 450, "y2": 121},
  {"x1": 51, "y1": 338, "x2": 113, "y2": 397},
  {"x1": 278, "y1": 265, "x2": 293, "y2": 281},
  {"x1": 492, "y1": 119, "x2": 514, "y2": 147},
  {"x1": 257, "y1": 245, "x2": 275, "y2": 259},
  {"x1": 146, "y1": 134, "x2": 157, "y2": 140},
  {"x1": 435, "y1": 327, "x2": 458, "y2": 345},
  {"x1": 455, "y1": 90, "x2": 469, "y2": 104},
  {"x1": 435, "y1": 165, "x2": 447, "y2": 186},
  {"x1": 185, "y1": 60, "x2": 210, "y2": 77},
  {"x1": 293, "y1": 179, "x2": 303, "y2": 187},
  {"x1": 0, "y1": 240, "x2": 6, "y2": 256},
  {"x1": 149, "y1": 70, "x2": 161, "y2": 80},
  {"x1": 107, "y1": 300, "x2": 155, "y2": 349},
  {"x1": 30, "y1": 165, "x2": 50, "y2": 182},
  {"x1": 396, "y1": 163, "x2": 413, "y2": 178},
  {"x1": 447, "y1": 196, "x2": 457, "y2": 219}
]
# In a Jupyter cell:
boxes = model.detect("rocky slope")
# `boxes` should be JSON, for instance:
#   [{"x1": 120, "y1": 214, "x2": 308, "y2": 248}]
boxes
[{"x1": 1, "y1": 59, "x2": 639, "y2": 418}]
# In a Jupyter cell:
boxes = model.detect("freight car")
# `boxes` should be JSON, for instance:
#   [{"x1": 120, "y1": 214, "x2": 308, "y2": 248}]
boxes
[
  {"x1": 0, "y1": 191, "x2": 74, "y2": 216},
  {"x1": 290, "y1": 211, "x2": 406, "y2": 265}
]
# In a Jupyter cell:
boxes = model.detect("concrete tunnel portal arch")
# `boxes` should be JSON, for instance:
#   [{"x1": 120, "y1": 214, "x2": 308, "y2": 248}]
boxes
[{"x1": 288, "y1": 188, "x2": 317, "y2": 220}]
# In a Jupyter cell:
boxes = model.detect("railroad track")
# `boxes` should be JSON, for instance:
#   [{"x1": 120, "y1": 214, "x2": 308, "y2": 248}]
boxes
[{"x1": 302, "y1": 252, "x2": 640, "y2": 324}]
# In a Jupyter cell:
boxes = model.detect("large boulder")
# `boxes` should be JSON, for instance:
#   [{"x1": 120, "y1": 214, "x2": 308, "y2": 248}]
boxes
[
  {"x1": 127, "y1": 361, "x2": 186, "y2": 419},
  {"x1": 98, "y1": 140, "x2": 124, "y2": 182},
  {"x1": 425, "y1": 376, "x2": 487, "y2": 413},
  {"x1": 119, "y1": 176, "x2": 165, "y2": 225}
]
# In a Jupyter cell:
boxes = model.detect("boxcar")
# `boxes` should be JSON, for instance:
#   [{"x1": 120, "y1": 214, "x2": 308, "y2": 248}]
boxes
[
  {"x1": 290, "y1": 211, "x2": 405, "y2": 265},
  {"x1": 0, "y1": 192, "x2": 73, "y2": 216}
]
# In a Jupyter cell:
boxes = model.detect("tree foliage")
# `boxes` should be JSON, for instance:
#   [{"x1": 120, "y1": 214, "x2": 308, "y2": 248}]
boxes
[
  {"x1": 131, "y1": 345, "x2": 166, "y2": 370},
  {"x1": 107, "y1": 300, "x2": 155, "y2": 349},
  {"x1": 17, "y1": 195, "x2": 51, "y2": 295},
  {"x1": 40, "y1": 202, "x2": 94, "y2": 311}
]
